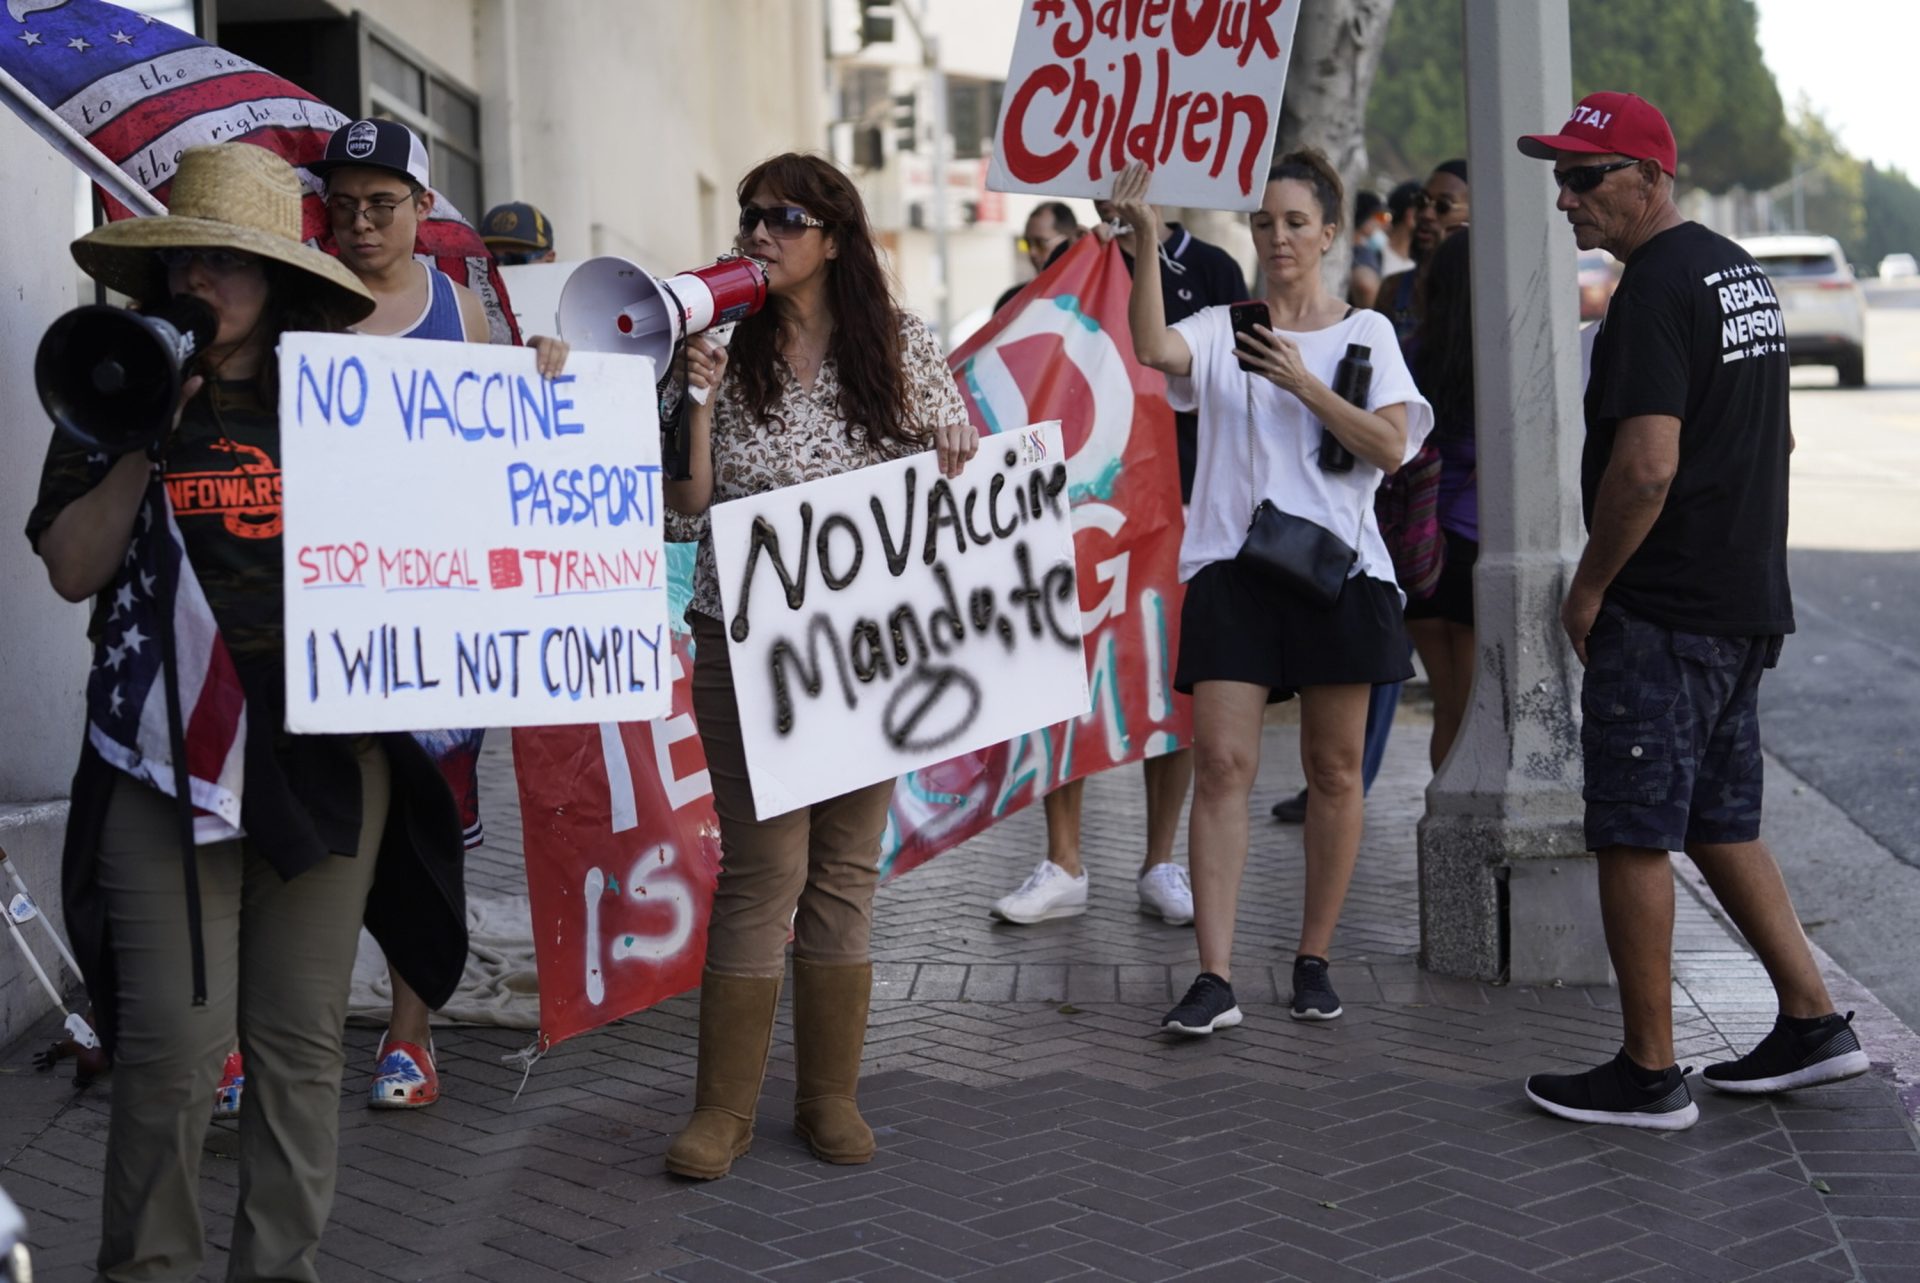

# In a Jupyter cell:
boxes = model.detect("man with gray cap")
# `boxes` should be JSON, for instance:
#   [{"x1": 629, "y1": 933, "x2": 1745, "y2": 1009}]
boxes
[{"x1": 1517, "y1": 92, "x2": 1865, "y2": 1130}]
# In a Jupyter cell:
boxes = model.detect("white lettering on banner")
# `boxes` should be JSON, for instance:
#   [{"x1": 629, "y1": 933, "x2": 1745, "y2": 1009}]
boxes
[
  {"x1": 606, "y1": 847, "x2": 696, "y2": 963},
  {"x1": 987, "y1": 0, "x2": 1301, "y2": 210},
  {"x1": 711, "y1": 422, "x2": 1091, "y2": 819},
  {"x1": 278, "y1": 332, "x2": 670, "y2": 732}
]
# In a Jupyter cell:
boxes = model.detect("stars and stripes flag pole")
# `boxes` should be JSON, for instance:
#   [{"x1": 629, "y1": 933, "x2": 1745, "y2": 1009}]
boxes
[{"x1": 0, "y1": 0, "x2": 521, "y2": 343}]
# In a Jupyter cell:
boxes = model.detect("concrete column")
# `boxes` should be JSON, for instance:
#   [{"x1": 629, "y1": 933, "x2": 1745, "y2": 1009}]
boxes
[{"x1": 1417, "y1": 0, "x2": 1607, "y2": 984}]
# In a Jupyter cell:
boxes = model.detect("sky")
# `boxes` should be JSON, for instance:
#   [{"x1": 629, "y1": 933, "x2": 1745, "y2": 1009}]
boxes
[{"x1": 1755, "y1": 0, "x2": 1919, "y2": 176}]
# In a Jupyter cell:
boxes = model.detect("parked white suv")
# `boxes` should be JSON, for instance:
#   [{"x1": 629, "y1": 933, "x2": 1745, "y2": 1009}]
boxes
[{"x1": 1738, "y1": 234, "x2": 1867, "y2": 387}]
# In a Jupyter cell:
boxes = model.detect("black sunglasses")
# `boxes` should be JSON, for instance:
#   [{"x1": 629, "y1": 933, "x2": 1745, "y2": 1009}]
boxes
[
  {"x1": 738, "y1": 204, "x2": 825, "y2": 239},
  {"x1": 1553, "y1": 159, "x2": 1641, "y2": 194},
  {"x1": 1411, "y1": 192, "x2": 1465, "y2": 217}
]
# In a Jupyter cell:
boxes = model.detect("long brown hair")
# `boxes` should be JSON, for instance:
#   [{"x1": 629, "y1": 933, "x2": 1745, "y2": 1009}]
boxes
[
  {"x1": 143, "y1": 257, "x2": 354, "y2": 405},
  {"x1": 1410, "y1": 229, "x2": 1474, "y2": 435},
  {"x1": 728, "y1": 153, "x2": 919, "y2": 448}
]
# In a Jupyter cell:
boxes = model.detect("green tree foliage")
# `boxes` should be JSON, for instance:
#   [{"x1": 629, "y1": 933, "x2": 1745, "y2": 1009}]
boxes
[
  {"x1": 1366, "y1": 0, "x2": 1790, "y2": 193},
  {"x1": 1863, "y1": 164, "x2": 1920, "y2": 266},
  {"x1": 1786, "y1": 103, "x2": 1865, "y2": 259}
]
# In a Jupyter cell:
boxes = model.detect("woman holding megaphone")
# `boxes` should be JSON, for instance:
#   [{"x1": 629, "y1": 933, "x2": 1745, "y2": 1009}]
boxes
[
  {"x1": 661, "y1": 152, "x2": 979, "y2": 1180},
  {"x1": 24, "y1": 144, "x2": 468, "y2": 1279}
]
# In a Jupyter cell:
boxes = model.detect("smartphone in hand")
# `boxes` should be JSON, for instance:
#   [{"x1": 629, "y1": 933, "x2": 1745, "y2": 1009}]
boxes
[{"x1": 1229, "y1": 300, "x2": 1271, "y2": 374}]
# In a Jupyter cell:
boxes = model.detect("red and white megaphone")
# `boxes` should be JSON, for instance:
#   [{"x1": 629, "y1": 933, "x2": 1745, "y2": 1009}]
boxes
[{"x1": 558, "y1": 253, "x2": 768, "y2": 405}]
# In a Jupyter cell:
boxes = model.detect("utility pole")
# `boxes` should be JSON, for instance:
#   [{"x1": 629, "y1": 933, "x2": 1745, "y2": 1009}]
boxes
[
  {"x1": 1419, "y1": 0, "x2": 1606, "y2": 985},
  {"x1": 891, "y1": 0, "x2": 950, "y2": 344}
]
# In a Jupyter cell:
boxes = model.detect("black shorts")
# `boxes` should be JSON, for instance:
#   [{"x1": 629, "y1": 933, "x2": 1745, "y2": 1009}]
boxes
[
  {"x1": 1581, "y1": 601, "x2": 1784, "y2": 852},
  {"x1": 1175, "y1": 558, "x2": 1414, "y2": 703},
  {"x1": 1402, "y1": 530, "x2": 1477, "y2": 627}
]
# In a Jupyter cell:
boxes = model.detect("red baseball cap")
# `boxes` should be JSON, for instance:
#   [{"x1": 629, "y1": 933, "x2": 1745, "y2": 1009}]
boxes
[{"x1": 1517, "y1": 92, "x2": 1677, "y2": 176}]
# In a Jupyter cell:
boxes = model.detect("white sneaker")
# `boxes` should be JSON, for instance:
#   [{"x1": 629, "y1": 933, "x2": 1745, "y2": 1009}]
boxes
[
  {"x1": 1137, "y1": 864, "x2": 1194, "y2": 925},
  {"x1": 991, "y1": 860, "x2": 1088, "y2": 924}
]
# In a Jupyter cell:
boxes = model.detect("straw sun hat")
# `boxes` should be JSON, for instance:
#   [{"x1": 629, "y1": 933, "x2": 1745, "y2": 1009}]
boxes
[{"x1": 71, "y1": 143, "x2": 375, "y2": 324}]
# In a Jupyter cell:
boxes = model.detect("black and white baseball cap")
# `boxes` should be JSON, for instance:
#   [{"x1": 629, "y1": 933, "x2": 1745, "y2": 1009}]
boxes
[{"x1": 309, "y1": 118, "x2": 431, "y2": 188}]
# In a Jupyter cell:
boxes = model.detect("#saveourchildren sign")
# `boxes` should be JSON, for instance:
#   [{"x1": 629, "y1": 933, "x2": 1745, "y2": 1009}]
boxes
[
  {"x1": 278, "y1": 333, "x2": 669, "y2": 733},
  {"x1": 712, "y1": 422, "x2": 1090, "y2": 819},
  {"x1": 987, "y1": 0, "x2": 1300, "y2": 210}
]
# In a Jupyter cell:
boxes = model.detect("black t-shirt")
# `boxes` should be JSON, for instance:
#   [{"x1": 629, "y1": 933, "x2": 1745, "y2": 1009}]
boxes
[
  {"x1": 1582, "y1": 221, "x2": 1793, "y2": 636},
  {"x1": 27, "y1": 383, "x2": 366, "y2": 863}
]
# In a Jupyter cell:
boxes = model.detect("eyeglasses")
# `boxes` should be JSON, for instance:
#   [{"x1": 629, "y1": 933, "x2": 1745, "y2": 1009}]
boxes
[
  {"x1": 157, "y1": 247, "x2": 257, "y2": 274},
  {"x1": 1553, "y1": 159, "x2": 1641, "y2": 194},
  {"x1": 738, "y1": 204, "x2": 825, "y2": 239},
  {"x1": 326, "y1": 196, "x2": 412, "y2": 228},
  {"x1": 1412, "y1": 193, "x2": 1465, "y2": 217}
]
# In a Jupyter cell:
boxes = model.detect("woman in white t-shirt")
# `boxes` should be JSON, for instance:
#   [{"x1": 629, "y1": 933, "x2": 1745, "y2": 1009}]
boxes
[{"x1": 1109, "y1": 153, "x2": 1433, "y2": 1038}]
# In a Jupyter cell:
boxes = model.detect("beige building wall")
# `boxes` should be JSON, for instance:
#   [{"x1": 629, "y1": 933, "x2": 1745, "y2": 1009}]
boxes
[{"x1": 0, "y1": 111, "x2": 95, "y2": 1043}]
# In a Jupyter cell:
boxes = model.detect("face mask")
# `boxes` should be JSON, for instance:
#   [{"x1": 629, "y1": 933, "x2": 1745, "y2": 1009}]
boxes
[{"x1": 1366, "y1": 227, "x2": 1388, "y2": 253}]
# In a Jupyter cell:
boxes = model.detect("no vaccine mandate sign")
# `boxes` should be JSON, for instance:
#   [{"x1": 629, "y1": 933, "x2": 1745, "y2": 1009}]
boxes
[
  {"x1": 276, "y1": 332, "x2": 671, "y2": 733},
  {"x1": 987, "y1": 0, "x2": 1300, "y2": 211}
]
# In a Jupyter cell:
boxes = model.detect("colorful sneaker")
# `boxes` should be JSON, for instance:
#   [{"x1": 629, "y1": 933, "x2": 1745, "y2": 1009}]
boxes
[
  {"x1": 212, "y1": 1051, "x2": 245, "y2": 1120},
  {"x1": 1163, "y1": 972, "x2": 1242, "y2": 1036},
  {"x1": 370, "y1": 1036, "x2": 439, "y2": 1110},
  {"x1": 990, "y1": 860, "x2": 1087, "y2": 924},
  {"x1": 1703, "y1": 1012, "x2": 1870, "y2": 1095},
  {"x1": 1137, "y1": 864, "x2": 1194, "y2": 925},
  {"x1": 1289, "y1": 955, "x2": 1344, "y2": 1021},
  {"x1": 1526, "y1": 1049, "x2": 1699, "y2": 1130}
]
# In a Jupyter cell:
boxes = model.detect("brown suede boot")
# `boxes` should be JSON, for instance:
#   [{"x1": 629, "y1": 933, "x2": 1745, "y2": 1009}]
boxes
[
  {"x1": 664, "y1": 970, "x2": 782, "y2": 1180},
  {"x1": 792, "y1": 959, "x2": 876, "y2": 1164}
]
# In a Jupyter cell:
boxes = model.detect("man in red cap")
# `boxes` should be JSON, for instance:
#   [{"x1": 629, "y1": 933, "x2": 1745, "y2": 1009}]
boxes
[{"x1": 1516, "y1": 93, "x2": 1867, "y2": 1129}]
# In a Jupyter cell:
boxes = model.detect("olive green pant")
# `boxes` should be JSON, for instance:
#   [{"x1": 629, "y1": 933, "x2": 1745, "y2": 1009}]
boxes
[
  {"x1": 691, "y1": 613, "x2": 892, "y2": 977},
  {"x1": 94, "y1": 741, "x2": 385, "y2": 1283}
]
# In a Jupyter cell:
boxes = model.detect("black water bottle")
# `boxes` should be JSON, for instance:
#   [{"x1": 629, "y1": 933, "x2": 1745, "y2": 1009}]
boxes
[{"x1": 1318, "y1": 343, "x2": 1373, "y2": 474}]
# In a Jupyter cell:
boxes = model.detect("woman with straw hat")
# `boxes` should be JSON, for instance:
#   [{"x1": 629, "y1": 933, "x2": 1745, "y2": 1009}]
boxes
[{"x1": 24, "y1": 142, "x2": 470, "y2": 1283}]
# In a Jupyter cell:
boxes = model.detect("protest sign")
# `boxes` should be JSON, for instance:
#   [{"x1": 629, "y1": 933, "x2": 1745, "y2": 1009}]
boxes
[
  {"x1": 514, "y1": 237, "x2": 1189, "y2": 1049},
  {"x1": 278, "y1": 332, "x2": 669, "y2": 733},
  {"x1": 986, "y1": 0, "x2": 1301, "y2": 211},
  {"x1": 710, "y1": 421, "x2": 1090, "y2": 819}
]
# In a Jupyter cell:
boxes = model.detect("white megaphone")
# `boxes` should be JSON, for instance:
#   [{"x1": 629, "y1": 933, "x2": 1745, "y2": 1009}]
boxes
[
  {"x1": 559, "y1": 252, "x2": 769, "y2": 480},
  {"x1": 558, "y1": 253, "x2": 769, "y2": 406}
]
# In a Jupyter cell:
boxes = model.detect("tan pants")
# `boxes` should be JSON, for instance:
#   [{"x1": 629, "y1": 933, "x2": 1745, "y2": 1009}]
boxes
[
  {"x1": 691, "y1": 613, "x2": 893, "y2": 977},
  {"x1": 94, "y1": 740, "x2": 386, "y2": 1283}
]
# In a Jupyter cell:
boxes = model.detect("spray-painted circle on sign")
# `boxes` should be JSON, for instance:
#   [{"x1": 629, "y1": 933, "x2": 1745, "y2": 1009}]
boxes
[{"x1": 344, "y1": 121, "x2": 379, "y2": 159}]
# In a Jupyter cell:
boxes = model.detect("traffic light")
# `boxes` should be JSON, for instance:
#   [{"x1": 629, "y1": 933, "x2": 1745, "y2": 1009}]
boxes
[
  {"x1": 859, "y1": 0, "x2": 894, "y2": 45},
  {"x1": 892, "y1": 91, "x2": 917, "y2": 153}
]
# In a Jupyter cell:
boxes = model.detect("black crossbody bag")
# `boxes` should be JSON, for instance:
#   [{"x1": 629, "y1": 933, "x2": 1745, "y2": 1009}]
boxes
[{"x1": 1234, "y1": 371, "x2": 1366, "y2": 609}]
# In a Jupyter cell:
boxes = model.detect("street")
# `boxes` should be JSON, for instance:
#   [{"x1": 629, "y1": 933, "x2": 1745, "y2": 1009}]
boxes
[{"x1": 1762, "y1": 285, "x2": 1920, "y2": 1026}]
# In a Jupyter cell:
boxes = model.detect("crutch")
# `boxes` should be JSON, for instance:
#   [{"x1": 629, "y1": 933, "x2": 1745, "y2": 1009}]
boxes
[{"x1": 0, "y1": 842, "x2": 106, "y2": 1081}]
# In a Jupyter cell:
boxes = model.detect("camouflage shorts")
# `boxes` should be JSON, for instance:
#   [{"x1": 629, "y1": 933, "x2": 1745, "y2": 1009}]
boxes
[{"x1": 1581, "y1": 602, "x2": 1784, "y2": 852}]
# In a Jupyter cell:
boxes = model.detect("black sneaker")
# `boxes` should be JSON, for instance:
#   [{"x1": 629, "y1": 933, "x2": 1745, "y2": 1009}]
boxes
[
  {"x1": 1270, "y1": 788, "x2": 1308, "y2": 824},
  {"x1": 1289, "y1": 955, "x2": 1343, "y2": 1021},
  {"x1": 1525, "y1": 1049, "x2": 1699, "y2": 1131},
  {"x1": 1703, "y1": 1012, "x2": 1870, "y2": 1095},
  {"x1": 1164, "y1": 972, "x2": 1242, "y2": 1036}
]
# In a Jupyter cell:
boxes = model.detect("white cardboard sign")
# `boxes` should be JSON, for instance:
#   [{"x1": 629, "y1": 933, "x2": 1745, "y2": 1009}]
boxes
[
  {"x1": 711, "y1": 421, "x2": 1090, "y2": 819},
  {"x1": 986, "y1": 0, "x2": 1300, "y2": 211},
  {"x1": 278, "y1": 332, "x2": 670, "y2": 733}
]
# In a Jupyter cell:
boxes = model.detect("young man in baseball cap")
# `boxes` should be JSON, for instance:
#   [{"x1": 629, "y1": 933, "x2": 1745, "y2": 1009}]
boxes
[
  {"x1": 1514, "y1": 92, "x2": 1867, "y2": 1131},
  {"x1": 306, "y1": 118, "x2": 565, "y2": 1112}
]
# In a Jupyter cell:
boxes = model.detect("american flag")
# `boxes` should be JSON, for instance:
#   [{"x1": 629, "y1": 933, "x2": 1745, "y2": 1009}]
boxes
[
  {"x1": 0, "y1": 0, "x2": 520, "y2": 343},
  {"x1": 88, "y1": 482, "x2": 246, "y2": 843}
]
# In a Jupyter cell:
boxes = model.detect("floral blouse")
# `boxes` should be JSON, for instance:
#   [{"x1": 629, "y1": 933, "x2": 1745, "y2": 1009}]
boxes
[{"x1": 669, "y1": 312, "x2": 969, "y2": 623}]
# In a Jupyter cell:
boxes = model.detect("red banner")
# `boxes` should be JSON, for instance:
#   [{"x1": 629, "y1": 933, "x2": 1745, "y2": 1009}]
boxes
[{"x1": 514, "y1": 235, "x2": 1190, "y2": 1047}]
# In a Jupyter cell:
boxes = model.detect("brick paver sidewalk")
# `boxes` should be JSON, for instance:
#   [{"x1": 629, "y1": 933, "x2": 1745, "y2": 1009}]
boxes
[{"x1": 5, "y1": 710, "x2": 1919, "y2": 1282}]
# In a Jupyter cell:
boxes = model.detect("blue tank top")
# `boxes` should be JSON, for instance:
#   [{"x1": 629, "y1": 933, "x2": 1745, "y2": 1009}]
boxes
[{"x1": 398, "y1": 263, "x2": 466, "y2": 341}]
